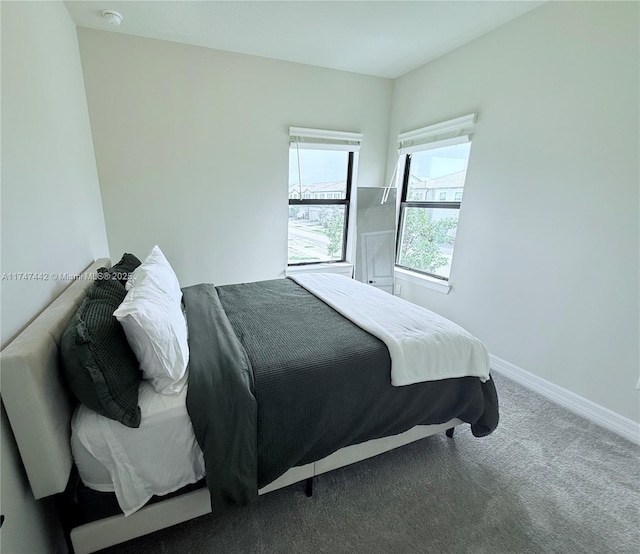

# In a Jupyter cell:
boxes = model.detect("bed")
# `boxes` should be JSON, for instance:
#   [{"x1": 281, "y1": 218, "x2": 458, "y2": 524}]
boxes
[{"x1": 0, "y1": 257, "x2": 498, "y2": 553}]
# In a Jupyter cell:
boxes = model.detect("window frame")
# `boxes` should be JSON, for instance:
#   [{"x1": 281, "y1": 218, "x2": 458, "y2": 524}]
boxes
[
  {"x1": 288, "y1": 150, "x2": 354, "y2": 266},
  {"x1": 393, "y1": 113, "x2": 476, "y2": 283},
  {"x1": 395, "y1": 151, "x2": 463, "y2": 282}
]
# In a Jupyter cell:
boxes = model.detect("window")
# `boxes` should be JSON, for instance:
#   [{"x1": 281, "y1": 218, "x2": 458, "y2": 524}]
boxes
[
  {"x1": 288, "y1": 127, "x2": 361, "y2": 265},
  {"x1": 395, "y1": 114, "x2": 475, "y2": 281}
]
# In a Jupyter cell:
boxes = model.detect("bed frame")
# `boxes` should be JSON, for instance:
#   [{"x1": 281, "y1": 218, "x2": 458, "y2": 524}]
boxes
[{"x1": 1, "y1": 259, "x2": 461, "y2": 553}]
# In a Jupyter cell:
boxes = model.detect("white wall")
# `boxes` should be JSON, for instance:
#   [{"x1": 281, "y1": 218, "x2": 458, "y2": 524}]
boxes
[
  {"x1": 388, "y1": 1, "x2": 639, "y2": 423},
  {"x1": 1, "y1": 1, "x2": 109, "y2": 552},
  {"x1": 76, "y1": 29, "x2": 393, "y2": 287},
  {"x1": 1, "y1": 3, "x2": 109, "y2": 346}
]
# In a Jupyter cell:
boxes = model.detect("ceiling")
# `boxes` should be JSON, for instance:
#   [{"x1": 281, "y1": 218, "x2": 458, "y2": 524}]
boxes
[{"x1": 65, "y1": 1, "x2": 543, "y2": 79}]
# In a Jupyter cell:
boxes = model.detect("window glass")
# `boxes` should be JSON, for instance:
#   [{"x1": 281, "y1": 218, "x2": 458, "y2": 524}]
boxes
[
  {"x1": 406, "y1": 142, "x2": 470, "y2": 202},
  {"x1": 396, "y1": 141, "x2": 471, "y2": 280},
  {"x1": 288, "y1": 205, "x2": 345, "y2": 264},
  {"x1": 397, "y1": 208, "x2": 459, "y2": 280},
  {"x1": 288, "y1": 147, "x2": 353, "y2": 265},
  {"x1": 289, "y1": 149, "x2": 348, "y2": 200}
]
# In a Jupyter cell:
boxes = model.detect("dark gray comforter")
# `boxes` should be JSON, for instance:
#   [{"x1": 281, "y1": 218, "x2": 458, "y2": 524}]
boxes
[{"x1": 183, "y1": 278, "x2": 498, "y2": 514}]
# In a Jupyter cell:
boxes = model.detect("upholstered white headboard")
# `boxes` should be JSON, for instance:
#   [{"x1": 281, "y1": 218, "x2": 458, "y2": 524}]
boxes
[{"x1": 1, "y1": 259, "x2": 109, "y2": 499}]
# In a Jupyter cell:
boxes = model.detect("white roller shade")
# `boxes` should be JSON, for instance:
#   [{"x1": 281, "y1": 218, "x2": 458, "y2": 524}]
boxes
[
  {"x1": 289, "y1": 126, "x2": 363, "y2": 151},
  {"x1": 397, "y1": 114, "x2": 475, "y2": 154}
]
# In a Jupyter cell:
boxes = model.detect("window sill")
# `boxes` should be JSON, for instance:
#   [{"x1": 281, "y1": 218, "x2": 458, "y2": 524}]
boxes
[
  {"x1": 394, "y1": 267, "x2": 451, "y2": 295},
  {"x1": 286, "y1": 262, "x2": 354, "y2": 278}
]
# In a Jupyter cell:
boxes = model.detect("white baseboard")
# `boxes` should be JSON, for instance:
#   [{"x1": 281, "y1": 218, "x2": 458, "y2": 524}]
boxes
[{"x1": 490, "y1": 354, "x2": 640, "y2": 446}]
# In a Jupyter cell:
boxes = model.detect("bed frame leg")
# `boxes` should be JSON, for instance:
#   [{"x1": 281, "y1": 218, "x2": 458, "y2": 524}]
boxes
[
  {"x1": 54, "y1": 493, "x2": 76, "y2": 554},
  {"x1": 305, "y1": 477, "x2": 314, "y2": 498},
  {"x1": 445, "y1": 427, "x2": 455, "y2": 438},
  {"x1": 54, "y1": 465, "x2": 84, "y2": 554}
]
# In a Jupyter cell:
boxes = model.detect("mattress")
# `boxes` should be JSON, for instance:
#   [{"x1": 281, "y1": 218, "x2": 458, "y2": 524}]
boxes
[{"x1": 71, "y1": 379, "x2": 205, "y2": 516}]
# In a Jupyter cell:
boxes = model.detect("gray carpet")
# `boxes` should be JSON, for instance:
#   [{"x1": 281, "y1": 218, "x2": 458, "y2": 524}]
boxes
[{"x1": 100, "y1": 373, "x2": 640, "y2": 553}]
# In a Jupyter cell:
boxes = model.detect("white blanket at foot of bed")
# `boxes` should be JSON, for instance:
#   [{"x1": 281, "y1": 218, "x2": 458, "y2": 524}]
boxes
[{"x1": 289, "y1": 273, "x2": 490, "y2": 386}]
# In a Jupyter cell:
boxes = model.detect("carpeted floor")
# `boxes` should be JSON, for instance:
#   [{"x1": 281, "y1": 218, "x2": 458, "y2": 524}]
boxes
[{"x1": 100, "y1": 373, "x2": 640, "y2": 553}]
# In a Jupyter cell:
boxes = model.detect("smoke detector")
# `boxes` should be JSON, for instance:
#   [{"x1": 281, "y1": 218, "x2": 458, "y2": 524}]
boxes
[{"x1": 102, "y1": 10, "x2": 123, "y2": 26}]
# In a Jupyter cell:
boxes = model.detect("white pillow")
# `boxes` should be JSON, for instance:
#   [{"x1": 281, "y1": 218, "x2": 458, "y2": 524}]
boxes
[
  {"x1": 114, "y1": 246, "x2": 188, "y2": 395},
  {"x1": 126, "y1": 245, "x2": 182, "y2": 302}
]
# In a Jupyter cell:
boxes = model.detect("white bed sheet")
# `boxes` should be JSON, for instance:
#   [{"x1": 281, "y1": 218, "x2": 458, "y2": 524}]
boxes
[{"x1": 71, "y1": 380, "x2": 205, "y2": 516}]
